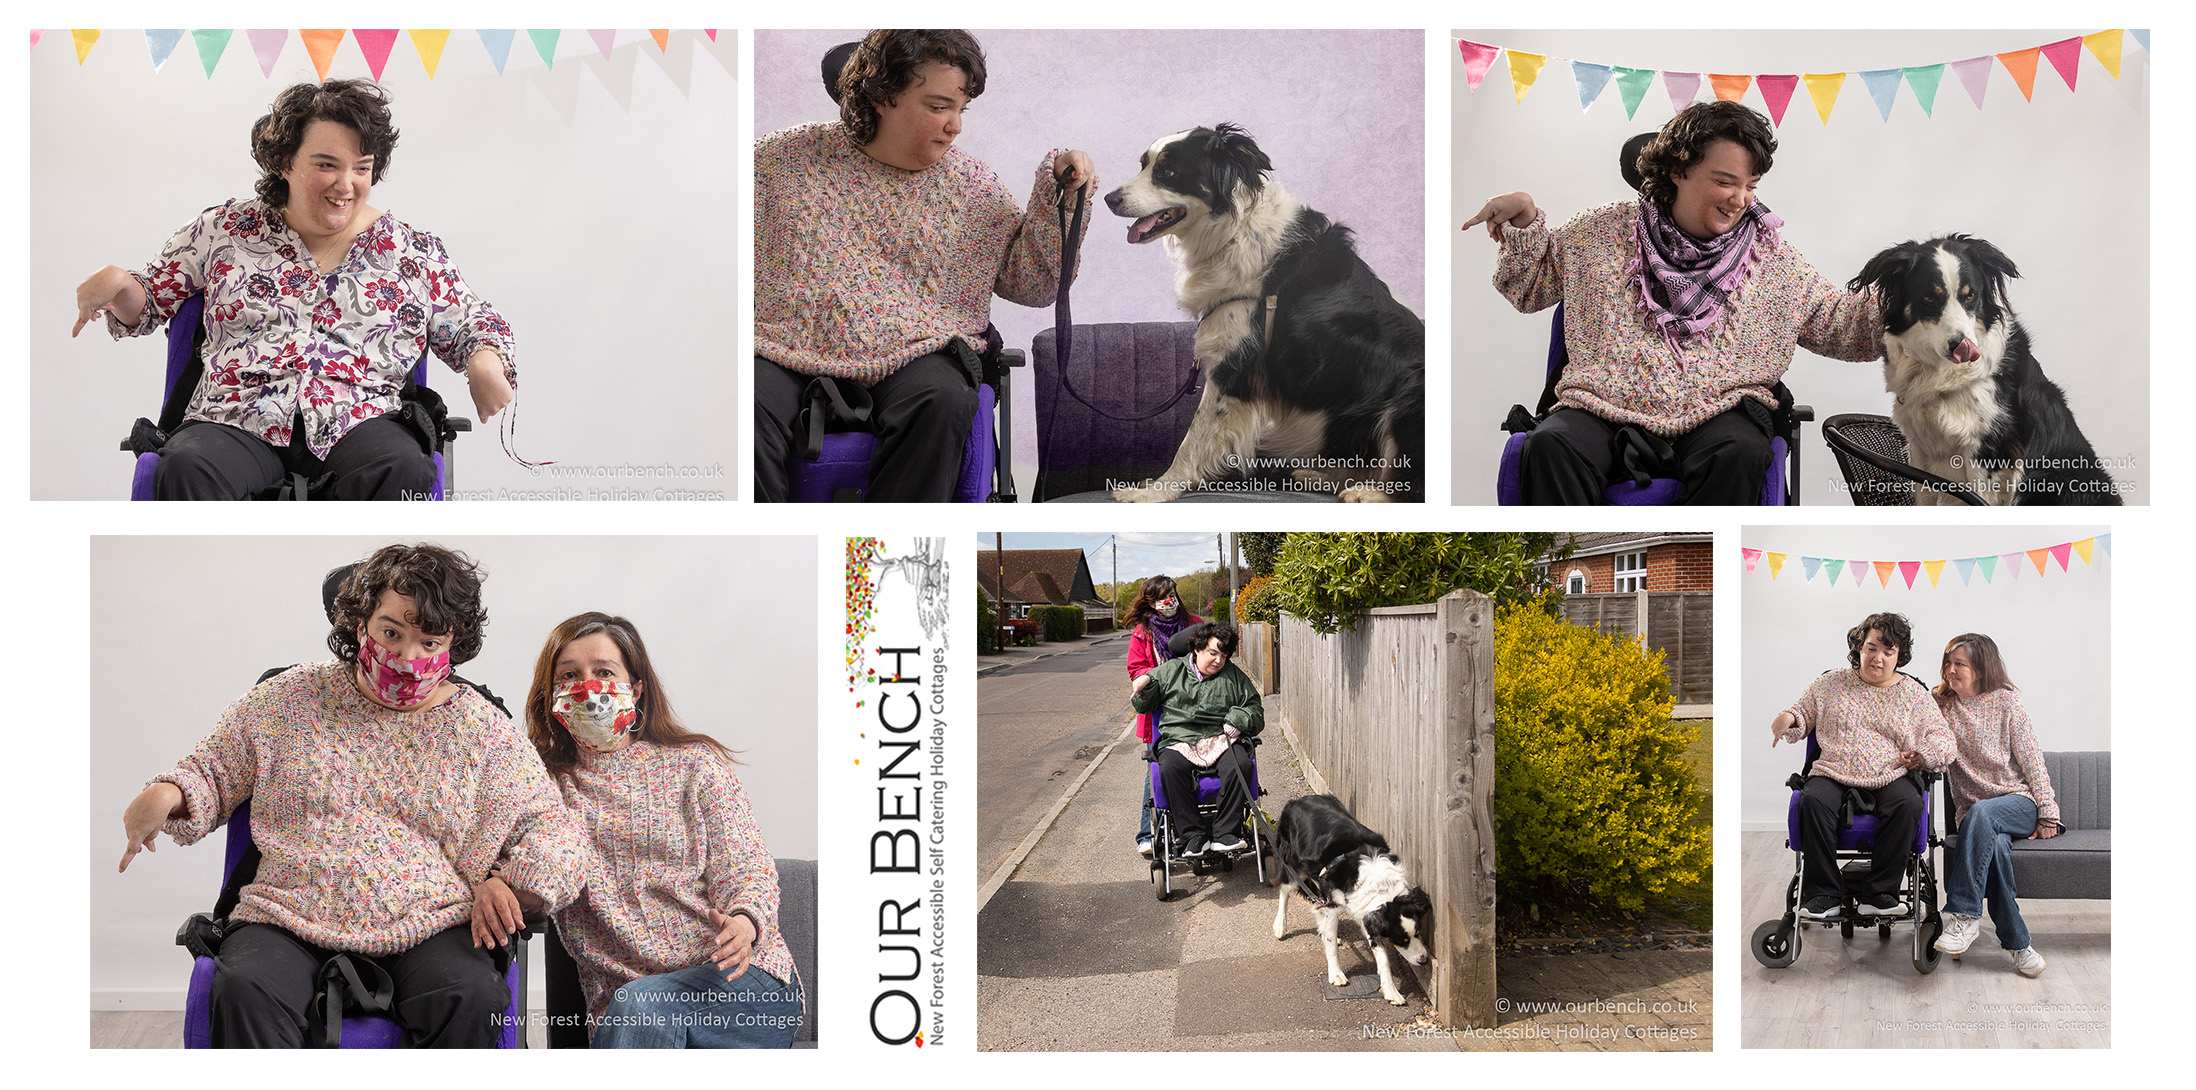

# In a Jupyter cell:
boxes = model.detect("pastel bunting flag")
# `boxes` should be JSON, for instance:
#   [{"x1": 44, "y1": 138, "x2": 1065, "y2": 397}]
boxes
[
  {"x1": 706, "y1": 30, "x2": 718, "y2": 42},
  {"x1": 1976, "y1": 555, "x2": 1997, "y2": 583},
  {"x1": 145, "y1": 30, "x2": 184, "y2": 72},
  {"x1": 1663, "y1": 71, "x2": 1701, "y2": 112},
  {"x1": 353, "y1": 29, "x2": 399, "y2": 81},
  {"x1": 192, "y1": 30, "x2": 232, "y2": 77},
  {"x1": 1998, "y1": 47, "x2": 2041, "y2": 102},
  {"x1": 1802, "y1": 556, "x2": 1823, "y2": 583},
  {"x1": 2099, "y1": 533, "x2": 2112, "y2": 556},
  {"x1": 30, "y1": 31, "x2": 42, "y2": 49},
  {"x1": 1954, "y1": 557, "x2": 1976, "y2": 585},
  {"x1": 1803, "y1": 72, "x2": 1845, "y2": 124},
  {"x1": 529, "y1": 29, "x2": 562, "y2": 69},
  {"x1": 1756, "y1": 74, "x2": 1798, "y2": 125},
  {"x1": 1850, "y1": 562, "x2": 1868, "y2": 590},
  {"x1": 1458, "y1": 39, "x2": 1501, "y2": 92},
  {"x1": 2040, "y1": 36, "x2": 2083, "y2": 92},
  {"x1": 2073, "y1": 538, "x2": 2095, "y2": 566},
  {"x1": 589, "y1": 30, "x2": 616, "y2": 60},
  {"x1": 1897, "y1": 561, "x2": 1920, "y2": 589},
  {"x1": 2131, "y1": 30, "x2": 2148, "y2": 53},
  {"x1": 1824, "y1": 558, "x2": 1845, "y2": 586},
  {"x1": 2024, "y1": 548, "x2": 2048, "y2": 576},
  {"x1": 2084, "y1": 30, "x2": 2123, "y2": 79},
  {"x1": 248, "y1": 30, "x2": 287, "y2": 77},
  {"x1": 1767, "y1": 552, "x2": 1788, "y2": 579},
  {"x1": 298, "y1": 29, "x2": 345, "y2": 81},
  {"x1": 1904, "y1": 64, "x2": 1945, "y2": 117},
  {"x1": 1709, "y1": 73, "x2": 1751, "y2": 102},
  {"x1": 1508, "y1": 50, "x2": 1547, "y2": 103},
  {"x1": 1860, "y1": 68, "x2": 1902, "y2": 120},
  {"x1": 1742, "y1": 547, "x2": 1763, "y2": 572},
  {"x1": 1951, "y1": 55, "x2": 1993, "y2": 108},
  {"x1": 1613, "y1": 67, "x2": 1653, "y2": 118},
  {"x1": 409, "y1": 30, "x2": 450, "y2": 78},
  {"x1": 477, "y1": 30, "x2": 516, "y2": 75},
  {"x1": 1923, "y1": 560, "x2": 1945, "y2": 587},
  {"x1": 649, "y1": 30, "x2": 669, "y2": 52},
  {"x1": 2049, "y1": 542, "x2": 2073, "y2": 571},
  {"x1": 1572, "y1": 60, "x2": 1613, "y2": 111},
  {"x1": 72, "y1": 29, "x2": 100, "y2": 65},
  {"x1": 1872, "y1": 561, "x2": 1896, "y2": 588},
  {"x1": 2002, "y1": 552, "x2": 2026, "y2": 579}
]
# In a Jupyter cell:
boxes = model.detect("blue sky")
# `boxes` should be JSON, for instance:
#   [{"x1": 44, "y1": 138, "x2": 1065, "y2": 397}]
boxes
[{"x1": 972, "y1": 532, "x2": 1229, "y2": 586}]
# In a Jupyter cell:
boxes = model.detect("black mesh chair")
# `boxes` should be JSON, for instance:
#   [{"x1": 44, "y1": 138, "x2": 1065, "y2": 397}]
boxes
[{"x1": 1820, "y1": 414, "x2": 1986, "y2": 506}]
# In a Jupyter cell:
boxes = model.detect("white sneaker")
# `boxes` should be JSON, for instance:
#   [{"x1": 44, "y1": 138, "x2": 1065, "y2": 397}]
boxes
[
  {"x1": 2010, "y1": 947, "x2": 2047, "y2": 977},
  {"x1": 1935, "y1": 913, "x2": 1982, "y2": 957},
  {"x1": 1136, "y1": 838, "x2": 1153, "y2": 858},
  {"x1": 1209, "y1": 834, "x2": 1247, "y2": 853}
]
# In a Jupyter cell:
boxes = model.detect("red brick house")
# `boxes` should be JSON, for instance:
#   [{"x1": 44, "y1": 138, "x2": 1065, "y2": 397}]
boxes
[
  {"x1": 975, "y1": 549, "x2": 1115, "y2": 632},
  {"x1": 1551, "y1": 532, "x2": 1712, "y2": 595}
]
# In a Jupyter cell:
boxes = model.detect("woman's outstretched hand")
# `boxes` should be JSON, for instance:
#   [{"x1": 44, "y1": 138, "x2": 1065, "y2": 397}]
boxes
[
  {"x1": 74, "y1": 265, "x2": 147, "y2": 337},
  {"x1": 709, "y1": 908, "x2": 757, "y2": 982},
  {"x1": 466, "y1": 350, "x2": 513, "y2": 420},
  {"x1": 119, "y1": 781, "x2": 185, "y2": 873},
  {"x1": 1055, "y1": 151, "x2": 1098, "y2": 199},
  {"x1": 1461, "y1": 192, "x2": 1539, "y2": 241}
]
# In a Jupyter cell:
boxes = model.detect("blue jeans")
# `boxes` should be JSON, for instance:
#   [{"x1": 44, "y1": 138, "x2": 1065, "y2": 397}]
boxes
[
  {"x1": 1137, "y1": 775, "x2": 1154, "y2": 844},
  {"x1": 1945, "y1": 794, "x2": 2039, "y2": 950},
  {"x1": 592, "y1": 964, "x2": 802, "y2": 1049}
]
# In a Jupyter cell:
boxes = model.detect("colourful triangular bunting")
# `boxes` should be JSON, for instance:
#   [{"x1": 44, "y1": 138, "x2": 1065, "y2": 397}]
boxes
[
  {"x1": 247, "y1": 30, "x2": 287, "y2": 77},
  {"x1": 1898, "y1": 561, "x2": 1920, "y2": 589},
  {"x1": 2073, "y1": 538, "x2": 2095, "y2": 566},
  {"x1": 353, "y1": 29, "x2": 398, "y2": 81},
  {"x1": 145, "y1": 30, "x2": 184, "y2": 71},
  {"x1": 2084, "y1": 30, "x2": 2123, "y2": 80},
  {"x1": 1613, "y1": 67, "x2": 1654, "y2": 119},
  {"x1": 1977, "y1": 555, "x2": 1998, "y2": 583},
  {"x1": 1802, "y1": 556, "x2": 1823, "y2": 583},
  {"x1": 1756, "y1": 74, "x2": 1798, "y2": 125},
  {"x1": 2099, "y1": 533, "x2": 2112, "y2": 556},
  {"x1": 1508, "y1": 50, "x2": 1547, "y2": 103},
  {"x1": 1824, "y1": 558, "x2": 1844, "y2": 585},
  {"x1": 477, "y1": 30, "x2": 516, "y2": 75},
  {"x1": 1742, "y1": 547, "x2": 1764, "y2": 572},
  {"x1": 72, "y1": 29, "x2": 100, "y2": 65},
  {"x1": 2048, "y1": 542, "x2": 2072, "y2": 571},
  {"x1": 1998, "y1": 47, "x2": 2041, "y2": 102},
  {"x1": 1572, "y1": 60, "x2": 1614, "y2": 111},
  {"x1": 1767, "y1": 552, "x2": 1788, "y2": 579},
  {"x1": 1954, "y1": 557, "x2": 1976, "y2": 585},
  {"x1": 2039, "y1": 36, "x2": 2082, "y2": 92},
  {"x1": 1458, "y1": 39, "x2": 1501, "y2": 92},
  {"x1": 1872, "y1": 561, "x2": 1897, "y2": 588},
  {"x1": 588, "y1": 30, "x2": 616, "y2": 60},
  {"x1": 2003, "y1": 552, "x2": 2027, "y2": 579},
  {"x1": 1663, "y1": 71, "x2": 1701, "y2": 113},
  {"x1": 1803, "y1": 72, "x2": 1845, "y2": 124},
  {"x1": 1924, "y1": 560, "x2": 1945, "y2": 587},
  {"x1": 1860, "y1": 68, "x2": 1902, "y2": 120},
  {"x1": 649, "y1": 30, "x2": 669, "y2": 52},
  {"x1": 1951, "y1": 55, "x2": 1993, "y2": 109},
  {"x1": 2024, "y1": 548, "x2": 2049, "y2": 575},
  {"x1": 1709, "y1": 73, "x2": 1752, "y2": 102},
  {"x1": 529, "y1": 29, "x2": 562, "y2": 69},
  {"x1": 191, "y1": 30, "x2": 232, "y2": 77},
  {"x1": 408, "y1": 30, "x2": 450, "y2": 78},
  {"x1": 298, "y1": 29, "x2": 345, "y2": 81},
  {"x1": 1904, "y1": 64, "x2": 1945, "y2": 117}
]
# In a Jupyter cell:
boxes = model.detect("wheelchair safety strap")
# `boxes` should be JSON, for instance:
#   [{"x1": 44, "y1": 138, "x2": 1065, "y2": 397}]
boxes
[
  {"x1": 310, "y1": 953, "x2": 396, "y2": 1049},
  {"x1": 797, "y1": 375, "x2": 875, "y2": 461},
  {"x1": 1612, "y1": 424, "x2": 1680, "y2": 490},
  {"x1": 1051, "y1": 183, "x2": 1205, "y2": 423}
]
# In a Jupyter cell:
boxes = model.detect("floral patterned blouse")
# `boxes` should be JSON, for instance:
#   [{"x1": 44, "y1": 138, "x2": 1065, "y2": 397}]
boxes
[
  {"x1": 1495, "y1": 202, "x2": 1882, "y2": 437},
  {"x1": 1780, "y1": 668, "x2": 1957, "y2": 789},
  {"x1": 106, "y1": 198, "x2": 517, "y2": 458},
  {"x1": 753, "y1": 121, "x2": 1087, "y2": 386}
]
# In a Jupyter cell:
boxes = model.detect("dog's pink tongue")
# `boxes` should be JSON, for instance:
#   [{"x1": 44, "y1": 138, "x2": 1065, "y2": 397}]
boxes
[
  {"x1": 1127, "y1": 213, "x2": 1164, "y2": 244},
  {"x1": 1953, "y1": 337, "x2": 1980, "y2": 364}
]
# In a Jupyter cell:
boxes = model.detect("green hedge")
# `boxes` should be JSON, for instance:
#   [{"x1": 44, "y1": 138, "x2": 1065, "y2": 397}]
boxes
[
  {"x1": 977, "y1": 590, "x2": 998, "y2": 654},
  {"x1": 1272, "y1": 532, "x2": 1566, "y2": 634},
  {"x1": 1032, "y1": 605, "x2": 1085, "y2": 642}
]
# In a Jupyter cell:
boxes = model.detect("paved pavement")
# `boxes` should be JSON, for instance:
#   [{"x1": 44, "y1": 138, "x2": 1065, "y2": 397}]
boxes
[{"x1": 975, "y1": 638, "x2": 1713, "y2": 1051}]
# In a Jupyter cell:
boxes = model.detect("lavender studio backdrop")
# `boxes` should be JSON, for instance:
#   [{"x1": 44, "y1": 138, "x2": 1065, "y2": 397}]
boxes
[
  {"x1": 753, "y1": 29, "x2": 1425, "y2": 498},
  {"x1": 1450, "y1": 30, "x2": 2149, "y2": 505}
]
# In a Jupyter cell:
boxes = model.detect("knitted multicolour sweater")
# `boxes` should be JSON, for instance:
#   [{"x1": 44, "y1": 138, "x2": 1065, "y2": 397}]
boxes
[
  {"x1": 153, "y1": 660, "x2": 586, "y2": 956},
  {"x1": 1780, "y1": 669, "x2": 1956, "y2": 789},
  {"x1": 550, "y1": 740, "x2": 800, "y2": 1037},
  {"x1": 1942, "y1": 689, "x2": 2061, "y2": 825},
  {"x1": 1495, "y1": 201, "x2": 1882, "y2": 437},
  {"x1": 753, "y1": 120, "x2": 1086, "y2": 385}
]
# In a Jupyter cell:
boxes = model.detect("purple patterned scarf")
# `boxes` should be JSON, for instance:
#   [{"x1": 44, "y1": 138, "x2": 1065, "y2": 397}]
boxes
[
  {"x1": 1629, "y1": 194, "x2": 1782, "y2": 364},
  {"x1": 1146, "y1": 610, "x2": 1192, "y2": 661}
]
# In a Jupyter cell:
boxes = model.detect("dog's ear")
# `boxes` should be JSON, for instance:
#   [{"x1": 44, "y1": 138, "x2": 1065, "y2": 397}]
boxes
[
  {"x1": 1848, "y1": 244, "x2": 1914, "y2": 295},
  {"x1": 1205, "y1": 122, "x2": 1270, "y2": 217},
  {"x1": 1960, "y1": 236, "x2": 2022, "y2": 285}
]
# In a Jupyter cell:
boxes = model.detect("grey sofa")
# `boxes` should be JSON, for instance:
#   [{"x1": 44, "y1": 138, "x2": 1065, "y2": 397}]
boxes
[
  {"x1": 1944, "y1": 751, "x2": 2109, "y2": 900},
  {"x1": 544, "y1": 857, "x2": 818, "y2": 1048}
]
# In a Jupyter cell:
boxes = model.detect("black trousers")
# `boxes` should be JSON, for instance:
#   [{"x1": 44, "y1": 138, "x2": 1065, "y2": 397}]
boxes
[
  {"x1": 1157, "y1": 743, "x2": 1252, "y2": 843},
  {"x1": 1520, "y1": 403, "x2": 1772, "y2": 505},
  {"x1": 1796, "y1": 774, "x2": 1923, "y2": 902},
  {"x1": 753, "y1": 349, "x2": 980, "y2": 503},
  {"x1": 209, "y1": 923, "x2": 509, "y2": 1048},
  {"x1": 155, "y1": 413, "x2": 436, "y2": 501}
]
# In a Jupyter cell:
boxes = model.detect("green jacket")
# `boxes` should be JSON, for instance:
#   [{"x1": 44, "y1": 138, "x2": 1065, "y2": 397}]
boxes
[{"x1": 1129, "y1": 656, "x2": 1265, "y2": 750}]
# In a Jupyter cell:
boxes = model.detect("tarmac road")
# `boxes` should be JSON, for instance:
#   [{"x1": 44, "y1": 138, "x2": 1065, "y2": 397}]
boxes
[{"x1": 977, "y1": 632, "x2": 1138, "y2": 885}]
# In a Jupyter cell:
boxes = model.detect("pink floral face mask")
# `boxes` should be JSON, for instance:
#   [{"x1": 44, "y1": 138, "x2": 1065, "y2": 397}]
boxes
[
  {"x1": 357, "y1": 631, "x2": 452, "y2": 708},
  {"x1": 553, "y1": 678, "x2": 639, "y2": 751}
]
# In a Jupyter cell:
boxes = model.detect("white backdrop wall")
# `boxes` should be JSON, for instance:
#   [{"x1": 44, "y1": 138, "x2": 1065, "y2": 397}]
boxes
[
  {"x1": 32, "y1": 31, "x2": 740, "y2": 500},
  {"x1": 1450, "y1": 30, "x2": 2149, "y2": 505},
  {"x1": 89, "y1": 535, "x2": 816, "y2": 1006},
  {"x1": 1739, "y1": 524, "x2": 2111, "y2": 829}
]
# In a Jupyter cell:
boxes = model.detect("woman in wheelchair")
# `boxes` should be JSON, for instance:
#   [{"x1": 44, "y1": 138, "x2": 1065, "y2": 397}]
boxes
[
  {"x1": 519, "y1": 613, "x2": 802, "y2": 1047},
  {"x1": 116, "y1": 544, "x2": 585, "y2": 1046},
  {"x1": 72, "y1": 79, "x2": 517, "y2": 500},
  {"x1": 1932, "y1": 634, "x2": 2060, "y2": 977},
  {"x1": 1463, "y1": 100, "x2": 1881, "y2": 504},
  {"x1": 1770, "y1": 612, "x2": 1955, "y2": 920},
  {"x1": 1129, "y1": 622, "x2": 1263, "y2": 859},
  {"x1": 1126, "y1": 575, "x2": 1201, "y2": 858},
  {"x1": 752, "y1": 29, "x2": 1096, "y2": 502}
]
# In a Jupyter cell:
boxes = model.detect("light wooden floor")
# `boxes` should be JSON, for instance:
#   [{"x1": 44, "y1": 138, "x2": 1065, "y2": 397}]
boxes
[
  {"x1": 89, "y1": 1011, "x2": 550, "y2": 1049},
  {"x1": 1739, "y1": 831, "x2": 2109, "y2": 1048}
]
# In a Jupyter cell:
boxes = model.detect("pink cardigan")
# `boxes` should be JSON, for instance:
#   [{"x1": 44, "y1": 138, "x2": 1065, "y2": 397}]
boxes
[{"x1": 1127, "y1": 614, "x2": 1200, "y2": 743}]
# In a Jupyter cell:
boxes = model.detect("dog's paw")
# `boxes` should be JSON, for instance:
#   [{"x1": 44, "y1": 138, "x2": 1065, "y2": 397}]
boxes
[
  {"x1": 1328, "y1": 970, "x2": 1350, "y2": 987},
  {"x1": 1337, "y1": 483, "x2": 1394, "y2": 503},
  {"x1": 1383, "y1": 990, "x2": 1408, "y2": 1006},
  {"x1": 1273, "y1": 921, "x2": 1287, "y2": 940},
  {"x1": 1111, "y1": 482, "x2": 1181, "y2": 503}
]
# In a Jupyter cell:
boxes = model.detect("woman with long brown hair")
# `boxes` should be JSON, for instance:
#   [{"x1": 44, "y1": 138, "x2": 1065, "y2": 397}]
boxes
[
  {"x1": 1931, "y1": 633, "x2": 2060, "y2": 977},
  {"x1": 1124, "y1": 575, "x2": 1199, "y2": 857},
  {"x1": 516, "y1": 612, "x2": 802, "y2": 1047}
]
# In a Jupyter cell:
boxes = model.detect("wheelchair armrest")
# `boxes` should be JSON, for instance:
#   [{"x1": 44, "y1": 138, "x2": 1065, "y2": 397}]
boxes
[
  {"x1": 1793, "y1": 404, "x2": 1815, "y2": 423},
  {"x1": 449, "y1": 417, "x2": 473, "y2": 434},
  {"x1": 998, "y1": 349, "x2": 1026, "y2": 368}
]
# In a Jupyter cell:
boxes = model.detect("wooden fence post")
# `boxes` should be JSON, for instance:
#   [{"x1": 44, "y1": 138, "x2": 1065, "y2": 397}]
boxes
[{"x1": 1435, "y1": 590, "x2": 1497, "y2": 1028}]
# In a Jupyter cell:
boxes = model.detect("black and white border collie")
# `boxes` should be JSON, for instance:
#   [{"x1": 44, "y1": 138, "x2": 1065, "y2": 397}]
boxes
[
  {"x1": 1271, "y1": 794, "x2": 1431, "y2": 1005},
  {"x1": 1850, "y1": 236, "x2": 2121, "y2": 505},
  {"x1": 1103, "y1": 124, "x2": 1424, "y2": 503}
]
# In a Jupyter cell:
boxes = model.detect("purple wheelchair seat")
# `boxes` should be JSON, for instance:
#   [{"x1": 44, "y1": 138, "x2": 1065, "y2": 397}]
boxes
[
  {"x1": 1782, "y1": 734, "x2": 1932, "y2": 858},
  {"x1": 787, "y1": 382, "x2": 995, "y2": 502}
]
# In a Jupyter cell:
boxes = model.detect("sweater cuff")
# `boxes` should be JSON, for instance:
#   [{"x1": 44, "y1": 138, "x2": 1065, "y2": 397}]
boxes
[{"x1": 150, "y1": 769, "x2": 218, "y2": 846}]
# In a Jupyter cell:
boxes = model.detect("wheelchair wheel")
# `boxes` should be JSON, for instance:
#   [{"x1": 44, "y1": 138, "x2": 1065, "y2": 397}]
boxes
[
  {"x1": 1750, "y1": 919, "x2": 1800, "y2": 968},
  {"x1": 1879, "y1": 923, "x2": 1892, "y2": 941},
  {"x1": 1914, "y1": 914, "x2": 1944, "y2": 974},
  {"x1": 1839, "y1": 919, "x2": 1854, "y2": 941}
]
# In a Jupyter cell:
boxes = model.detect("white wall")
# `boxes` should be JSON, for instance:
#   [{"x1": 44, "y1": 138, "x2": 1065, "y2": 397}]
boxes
[
  {"x1": 1739, "y1": 524, "x2": 2111, "y2": 828},
  {"x1": 32, "y1": 31, "x2": 741, "y2": 500},
  {"x1": 1451, "y1": 30, "x2": 2149, "y2": 505},
  {"x1": 89, "y1": 535, "x2": 816, "y2": 1006}
]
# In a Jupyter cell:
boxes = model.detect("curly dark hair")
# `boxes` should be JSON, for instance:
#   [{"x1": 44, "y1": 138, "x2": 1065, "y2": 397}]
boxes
[
  {"x1": 327, "y1": 543, "x2": 488, "y2": 666},
  {"x1": 1184, "y1": 621, "x2": 1239, "y2": 660},
  {"x1": 525, "y1": 612, "x2": 735, "y2": 777},
  {"x1": 252, "y1": 78, "x2": 399, "y2": 209},
  {"x1": 1634, "y1": 100, "x2": 1775, "y2": 210},
  {"x1": 1845, "y1": 611, "x2": 1914, "y2": 671},
  {"x1": 836, "y1": 30, "x2": 987, "y2": 147}
]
